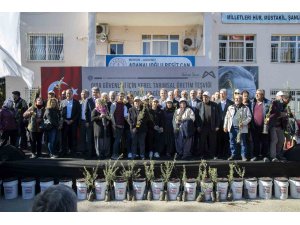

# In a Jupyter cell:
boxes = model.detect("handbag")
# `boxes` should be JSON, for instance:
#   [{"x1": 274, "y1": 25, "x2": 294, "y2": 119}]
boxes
[{"x1": 43, "y1": 118, "x2": 53, "y2": 130}]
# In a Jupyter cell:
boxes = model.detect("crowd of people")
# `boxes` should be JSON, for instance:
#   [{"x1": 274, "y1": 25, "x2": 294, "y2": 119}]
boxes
[{"x1": 0, "y1": 87, "x2": 298, "y2": 162}]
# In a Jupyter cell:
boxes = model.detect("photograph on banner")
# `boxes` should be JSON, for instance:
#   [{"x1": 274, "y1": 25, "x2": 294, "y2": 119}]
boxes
[{"x1": 218, "y1": 66, "x2": 258, "y2": 100}]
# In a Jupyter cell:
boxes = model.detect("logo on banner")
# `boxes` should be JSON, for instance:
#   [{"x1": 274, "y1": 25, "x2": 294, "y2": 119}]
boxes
[
  {"x1": 202, "y1": 71, "x2": 216, "y2": 79},
  {"x1": 109, "y1": 58, "x2": 127, "y2": 67}
]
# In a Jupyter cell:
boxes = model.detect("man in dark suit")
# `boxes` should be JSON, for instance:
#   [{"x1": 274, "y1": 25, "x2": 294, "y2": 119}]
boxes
[
  {"x1": 216, "y1": 89, "x2": 234, "y2": 159},
  {"x1": 60, "y1": 89, "x2": 80, "y2": 156},
  {"x1": 196, "y1": 91, "x2": 220, "y2": 159},
  {"x1": 188, "y1": 90, "x2": 201, "y2": 157},
  {"x1": 84, "y1": 87, "x2": 101, "y2": 158}
]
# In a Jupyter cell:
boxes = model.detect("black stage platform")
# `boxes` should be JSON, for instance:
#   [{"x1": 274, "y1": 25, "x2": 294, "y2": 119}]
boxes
[{"x1": 1, "y1": 157, "x2": 300, "y2": 182}]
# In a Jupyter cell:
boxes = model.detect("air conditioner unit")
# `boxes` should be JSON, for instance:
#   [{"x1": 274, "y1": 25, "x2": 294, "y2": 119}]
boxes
[
  {"x1": 96, "y1": 23, "x2": 109, "y2": 43},
  {"x1": 182, "y1": 36, "x2": 196, "y2": 52}
]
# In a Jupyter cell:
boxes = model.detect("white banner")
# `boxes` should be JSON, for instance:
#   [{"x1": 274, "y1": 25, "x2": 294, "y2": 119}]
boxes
[
  {"x1": 0, "y1": 12, "x2": 34, "y2": 88},
  {"x1": 82, "y1": 67, "x2": 218, "y2": 97}
]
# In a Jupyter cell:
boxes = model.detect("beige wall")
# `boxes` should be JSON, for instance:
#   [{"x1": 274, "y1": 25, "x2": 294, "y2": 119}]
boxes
[
  {"x1": 6, "y1": 12, "x2": 300, "y2": 101},
  {"x1": 96, "y1": 25, "x2": 203, "y2": 56}
]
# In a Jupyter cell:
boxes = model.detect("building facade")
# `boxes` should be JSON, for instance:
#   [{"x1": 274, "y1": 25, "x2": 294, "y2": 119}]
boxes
[{"x1": 4, "y1": 12, "x2": 300, "y2": 115}]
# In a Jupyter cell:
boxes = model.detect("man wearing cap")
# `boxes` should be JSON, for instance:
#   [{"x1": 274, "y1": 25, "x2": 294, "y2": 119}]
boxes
[
  {"x1": 173, "y1": 98, "x2": 195, "y2": 160},
  {"x1": 196, "y1": 91, "x2": 220, "y2": 159},
  {"x1": 224, "y1": 95, "x2": 252, "y2": 161},
  {"x1": 276, "y1": 91, "x2": 284, "y2": 100},
  {"x1": 12, "y1": 90, "x2": 28, "y2": 150},
  {"x1": 148, "y1": 98, "x2": 164, "y2": 159},
  {"x1": 47, "y1": 90, "x2": 56, "y2": 100},
  {"x1": 233, "y1": 89, "x2": 241, "y2": 100},
  {"x1": 268, "y1": 91, "x2": 291, "y2": 162},
  {"x1": 128, "y1": 96, "x2": 150, "y2": 159}
]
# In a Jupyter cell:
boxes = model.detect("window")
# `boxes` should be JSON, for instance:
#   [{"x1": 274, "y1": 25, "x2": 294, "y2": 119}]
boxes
[
  {"x1": 110, "y1": 43, "x2": 124, "y2": 55},
  {"x1": 271, "y1": 35, "x2": 300, "y2": 63},
  {"x1": 218, "y1": 35, "x2": 256, "y2": 62},
  {"x1": 27, "y1": 33, "x2": 64, "y2": 61},
  {"x1": 142, "y1": 35, "x2": 179, "y2": 55}
]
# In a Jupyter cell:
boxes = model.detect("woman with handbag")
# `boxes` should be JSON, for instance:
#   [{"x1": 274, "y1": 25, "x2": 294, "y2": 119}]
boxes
[
  {"x1": 43, "y1": 98, "x2": 61, "y2": 158},
  {"x1": 23, "y1": 97, "x2": 45, "y2": 158}
]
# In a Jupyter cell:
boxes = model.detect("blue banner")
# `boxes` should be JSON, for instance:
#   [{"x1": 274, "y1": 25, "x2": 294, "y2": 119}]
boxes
[
  {"x1": 222, "y1": 13, "x2": 300, "y2": 24},
  {"x1": 106, "y1": 55, "x2": 195, "y2": 67}
]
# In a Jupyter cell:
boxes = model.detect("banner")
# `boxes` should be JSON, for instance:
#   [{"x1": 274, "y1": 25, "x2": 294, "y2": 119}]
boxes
[
  {"x1": 41, "y1": 67, "x2": 82, "y2": 100},
  {"x1": 82, "y1": 67, "x2": 217, "y2": 97},
  {"x1": 0, "y1": 12, "x2": 34, "y2": 88},
  {"x1": 106, "y1": 55, "x2": 195, "y2": 67},
  {"x1": 222, "y1": 13, "x2": 300, "y2": 24}
]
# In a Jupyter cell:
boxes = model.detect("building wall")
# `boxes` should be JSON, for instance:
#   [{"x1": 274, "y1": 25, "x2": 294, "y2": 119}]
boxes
[
  {"x1": 5, "y1": 12, "x2": 88, "y2": 99},
  {"x1": 96, "y1": 25, "x2": 203, "y2": 56},
  {"x1": 6, "y1": 12, "x2": 300, "y2": 102},
  {"x1": 211, "y1": 13, "x2": 300, "y2": 98}
]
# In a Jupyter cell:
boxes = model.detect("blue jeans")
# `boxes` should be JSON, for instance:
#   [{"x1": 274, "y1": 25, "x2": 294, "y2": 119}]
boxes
[
  {"x1": 47, "y1": 128, "x2": 58, "y2": 155},
  {"x1": 229, "y1": 127, "x2": 247, "y2": 157}
]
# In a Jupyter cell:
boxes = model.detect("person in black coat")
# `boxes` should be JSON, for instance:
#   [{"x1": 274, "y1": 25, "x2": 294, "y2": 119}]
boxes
[
  {"x1": 196, "y1": 91, "x2": 220, "y2": 159},
  {"x1": 188, "y1": 90, "x2": 201, "y2": 156},
  {"x1": 84, "y1": 87, "x2": 101, "y2": 158},
  {"x1": 128, "y1": 96, "x2": 150, "y2": 159},
  {"x1": 163, "y1": 98, "x2": 176, "y2": 158},
  {"x1": 147, "y1": 98, "x2": 164, "y2": 159},
  {"x1": 60, "y1": 89, "x2": 80, "y2": 156},
  {"x1": 91, "y1": 98, "x2": 112, "y2": 159}
]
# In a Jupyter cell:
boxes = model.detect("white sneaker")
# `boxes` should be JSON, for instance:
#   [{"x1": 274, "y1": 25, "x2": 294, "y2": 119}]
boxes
[
  {"x1": 149, "y1": 151, "x2": 153, "y2": 159},
  {"x1": 127, "y1": 153, "x2": 133, "y2": 159},
  {"x1": 154, "y1": 152, "x2": 160, "y2": 158}
]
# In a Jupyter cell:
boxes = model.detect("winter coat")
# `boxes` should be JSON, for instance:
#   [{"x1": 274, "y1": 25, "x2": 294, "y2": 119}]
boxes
[
  {"x1": 0, "y1": 107, "x2": 17, "y2": 131},
  {"x1": 91, "y1": 108, "x2": 111, "y2": 138},
  {"x1": 224, "y1": 104, "x2": 252, "y2": 133}
]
